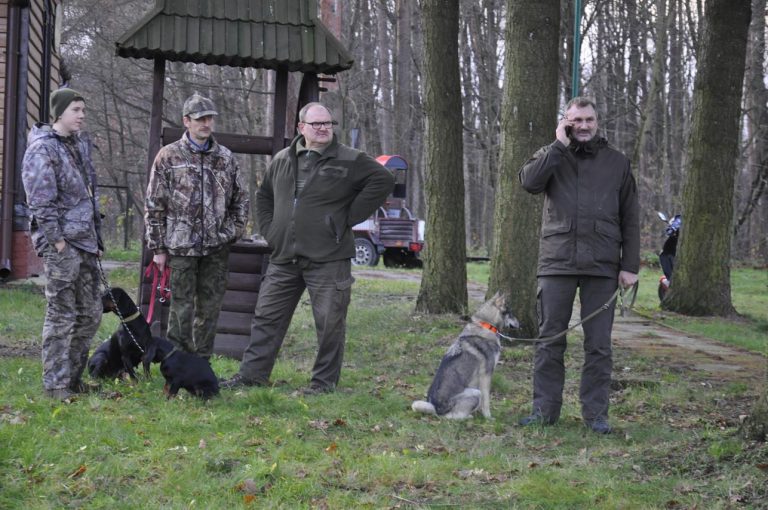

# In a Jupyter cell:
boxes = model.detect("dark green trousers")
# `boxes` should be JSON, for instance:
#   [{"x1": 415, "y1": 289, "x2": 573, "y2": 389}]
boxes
[
  {"x1": 238, "y1": 258, "x2": 354, "y2": 390},
  {"x1": 167, "y1": 245, "x2": 230, "y2": 358},
  {"x1": 532, "y1": 275, "x2": 618, "y2": 422}
]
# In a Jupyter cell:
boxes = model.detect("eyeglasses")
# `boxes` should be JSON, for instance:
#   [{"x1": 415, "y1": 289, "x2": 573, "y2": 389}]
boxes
[{"x1": 303, "y1": 121, "x2": 338, "y2": 129}]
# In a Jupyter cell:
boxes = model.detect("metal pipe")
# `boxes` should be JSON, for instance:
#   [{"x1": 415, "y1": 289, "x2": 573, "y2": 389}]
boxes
[
  {"x1": 571, "y1": 0, "x2": 583, "y2": 98},
  {"x1": 0, "y1": 4, "x2": 23, "y2": 279}
]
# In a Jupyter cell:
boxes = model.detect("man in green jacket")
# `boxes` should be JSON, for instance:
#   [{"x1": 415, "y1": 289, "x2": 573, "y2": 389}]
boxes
[
  {"x1": 221, "y1": 102, "x2": 394, "y2": 394},
  {"x1": 518, "y1": 97, "x2": 640, "y2": 434}
]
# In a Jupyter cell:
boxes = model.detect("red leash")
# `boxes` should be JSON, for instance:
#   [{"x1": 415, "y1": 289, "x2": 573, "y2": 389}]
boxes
[{"x1": 144, "y1": 262, "x2": 171, "y2": 324}]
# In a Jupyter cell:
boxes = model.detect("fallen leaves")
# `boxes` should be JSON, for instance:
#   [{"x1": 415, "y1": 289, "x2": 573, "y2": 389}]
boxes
[
  {"x1": 68, "y1": 465, "x2": 87, "y2": 479},
  {"x1": 0, "y1": 405, "x2": 28, "y2": 425}
]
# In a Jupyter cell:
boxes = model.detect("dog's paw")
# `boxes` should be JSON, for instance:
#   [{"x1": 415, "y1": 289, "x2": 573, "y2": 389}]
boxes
[{"x1": 411, "y1": 400, "x2": 436, "y2": 415}]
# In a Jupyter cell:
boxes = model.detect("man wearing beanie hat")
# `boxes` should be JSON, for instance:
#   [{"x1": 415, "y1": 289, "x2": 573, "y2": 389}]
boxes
[
  {"x1": 145, "y1": 93, "x2": 249, "y2": 359},
  {"x1": 21, "y1": 87, "x2": 104, "y2": 401}
]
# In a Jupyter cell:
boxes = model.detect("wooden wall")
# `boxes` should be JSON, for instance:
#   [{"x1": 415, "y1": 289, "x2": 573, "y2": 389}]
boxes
[
  {"x1": 0, "y1": 1, "x2": 8, "y2": 178},
  {"x1": 26, "y1": 0, "x2": 61, "y2": 127}
]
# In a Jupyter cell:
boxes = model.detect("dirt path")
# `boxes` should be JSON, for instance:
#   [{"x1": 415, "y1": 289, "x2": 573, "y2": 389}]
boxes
[{"x1": 355, "y1": 269, "x2": 766, "y2": 384}]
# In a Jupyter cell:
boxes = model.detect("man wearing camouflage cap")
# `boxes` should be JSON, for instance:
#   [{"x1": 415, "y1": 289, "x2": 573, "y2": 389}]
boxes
[
  {"x1": 22, "y1": 87, "x2": 104, "y2": 400},
  {"x1": 145, "y1": 93, "x2": 249, "y2": 358}
]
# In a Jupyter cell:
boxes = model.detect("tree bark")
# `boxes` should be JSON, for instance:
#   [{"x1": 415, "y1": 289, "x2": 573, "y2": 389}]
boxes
[
  {"x1": 663, "y1": 0, "x2": 751, "y2": 315},
  {"x1": 487, "y1": 0, "x2": 560, "y2": 336},
  {"x1": 415, "y1": 0, "x2": 467, "y2": 314}
]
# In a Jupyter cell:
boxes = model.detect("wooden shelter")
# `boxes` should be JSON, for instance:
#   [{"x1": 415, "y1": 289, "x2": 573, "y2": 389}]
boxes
[
  {"x1": 115, "y1": 0, "x2": 353, "y2": 358},
  {"x1": 0, "y1": 0, "x2": 62, "y2": 280}
]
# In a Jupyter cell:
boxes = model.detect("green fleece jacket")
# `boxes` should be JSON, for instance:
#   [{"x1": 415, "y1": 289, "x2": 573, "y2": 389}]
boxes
[{"x1": 257, "y1": 135, "x2": 394, "y2": 264}]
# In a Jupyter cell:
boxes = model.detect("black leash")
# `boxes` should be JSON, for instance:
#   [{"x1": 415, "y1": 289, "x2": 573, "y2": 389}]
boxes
[
  {"x1": 96, "y1": 258, "x2": 145, "y2": 354},
  {"x1": 497, "y1": 282, "x2": 638, "y2": 346}
]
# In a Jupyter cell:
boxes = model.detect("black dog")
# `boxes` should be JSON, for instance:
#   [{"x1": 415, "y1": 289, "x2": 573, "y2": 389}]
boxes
[
  {"x1": 147, "y1": 338, "x2": 219, "y2": 399},
  {"x1": 87, "y1": 332, "x2": 126, "y2": 379},
  {"x1": 88, "y1": 288, "x2": 156, "y2": 380}
]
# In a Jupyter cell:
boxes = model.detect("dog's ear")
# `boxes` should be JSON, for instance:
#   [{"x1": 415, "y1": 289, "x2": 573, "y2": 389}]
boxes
[
  {"x1": 101, "y1": 294, "x2": 116, "y2": 313},
  {"x1": 492, "y1": 291, "x2": 507, "y2": 307}
]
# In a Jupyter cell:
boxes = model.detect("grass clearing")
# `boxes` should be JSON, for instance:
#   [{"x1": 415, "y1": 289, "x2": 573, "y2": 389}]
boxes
[{"x1": 0, "y1": 263, "x2": 766, "y2": 507}]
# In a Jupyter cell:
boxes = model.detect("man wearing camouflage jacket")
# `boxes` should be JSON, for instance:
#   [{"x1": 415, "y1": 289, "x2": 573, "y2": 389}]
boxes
[
  {"x1": 145, "y1": 93, "x2": 249, "y2": 358},
  {"x1": 22, "y1": 88, "x2": 104, "y2": 400}
]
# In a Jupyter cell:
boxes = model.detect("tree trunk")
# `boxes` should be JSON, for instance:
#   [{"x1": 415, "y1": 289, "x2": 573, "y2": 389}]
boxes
[
  {"x1": 487, "y1": 0, "x2": 560, "y2": 336},
  {"x1": 415, "y1": 0, "x2": 467, "y2": 314},
  {"x1": 734, "y1": 0, "x2": 768, "y2": 262},
  {"x1": 663, "y1": 0, "x2": 751, "y2": 316}
]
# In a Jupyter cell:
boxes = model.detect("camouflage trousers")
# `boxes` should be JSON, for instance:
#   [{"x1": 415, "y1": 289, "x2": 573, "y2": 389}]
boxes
[
  {"x1": 41, "y1": 245, "x2": 103, "y2": 391},
  {"x1": 166, "y1": 245, "x2": 230, "y2": 358}
]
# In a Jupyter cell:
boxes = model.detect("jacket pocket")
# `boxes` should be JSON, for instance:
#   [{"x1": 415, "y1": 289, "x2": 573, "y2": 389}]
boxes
[
  {"x1": 593, "y1": 219, "x2": 622, "y2": 264},
  {"x1": 166, "y1": 218, "x2": 196, "y2": 250},
  {"x1": 541, "y1": 219, "x2": 572, "y2": 238},
  {"x1": 44, "y1": 244, "x2": 79, "y2": 282},
  {"x1": 215, "y1": 217, "x2": 237, "y2": 245},
  {"x1": 539, "y1": 219, "x2": 573, "y2": 265},
  {"x1": 61, "y1": 216, "x2": 94, "y2": 243},
  {"x1": 318, "y1": 165, "x2": 349, "y2": 179},
  {"x1": 325, "y1": 214, "x2": 343, "y2": 244}
]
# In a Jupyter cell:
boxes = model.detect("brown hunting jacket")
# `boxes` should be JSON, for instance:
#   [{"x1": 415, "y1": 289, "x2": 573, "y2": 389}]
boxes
[{"x1": 519, "y1": 138, "x2": 640, "y2": 278}]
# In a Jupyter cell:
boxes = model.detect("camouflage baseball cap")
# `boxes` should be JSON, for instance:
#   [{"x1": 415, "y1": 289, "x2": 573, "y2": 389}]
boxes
[{"x1": 183, "y1": 93, "x2": 218, "y2": 119}]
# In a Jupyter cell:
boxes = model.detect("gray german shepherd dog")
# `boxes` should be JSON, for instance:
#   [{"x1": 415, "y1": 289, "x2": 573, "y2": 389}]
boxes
[{"x1": 412, "y1": 292, "x2": 519, "y2": 419}]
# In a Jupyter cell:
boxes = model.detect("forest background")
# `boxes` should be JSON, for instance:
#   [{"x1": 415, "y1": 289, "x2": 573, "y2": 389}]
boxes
[{"x1": 59, "y1": 0, "x2": 767, "y2": 264}]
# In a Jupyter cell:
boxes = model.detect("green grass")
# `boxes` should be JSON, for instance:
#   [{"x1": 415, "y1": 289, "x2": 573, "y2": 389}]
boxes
[
  {"x1": 102, "y1": 243, "x2": 142, "y2": 263},
  {"x1": 1, "y1": 267, "x2": 766, "y2": 508},
  {"x1": 633, "y1": 267, "x2": 767, "y2": 353}
]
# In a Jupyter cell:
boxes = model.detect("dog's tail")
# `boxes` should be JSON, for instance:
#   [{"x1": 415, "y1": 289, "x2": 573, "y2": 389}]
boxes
[{"x1": 411, "y1": 400, "x2": 437, "y2": 415}]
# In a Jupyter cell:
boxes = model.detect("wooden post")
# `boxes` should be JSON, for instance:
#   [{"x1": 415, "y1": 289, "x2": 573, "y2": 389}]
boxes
[
  {"x1": 272, "y1": 69, "x2": 288, "y2": 156},
  {"x1": 146, "y1": 57, "x2": 165, "y2": 174},
  {"x1": 140, "y1": 57, "x2": 165, "y2": 308}
]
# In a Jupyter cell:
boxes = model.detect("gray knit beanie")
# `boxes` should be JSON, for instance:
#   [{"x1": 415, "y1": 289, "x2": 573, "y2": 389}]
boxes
[{"x1": 50, "y1": 88, "x2": 85, "y2": 121}]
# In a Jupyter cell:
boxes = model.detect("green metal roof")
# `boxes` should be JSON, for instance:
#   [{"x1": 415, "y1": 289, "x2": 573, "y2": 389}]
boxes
[{"x1": 115, "y1": 0, "x2": 354, "y2": 74}]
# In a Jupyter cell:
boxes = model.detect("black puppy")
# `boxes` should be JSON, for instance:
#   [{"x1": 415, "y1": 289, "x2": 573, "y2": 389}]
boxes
[
  {"x1": 89, "y1": 288, "x2": 156, "y2": 380},
  {"x1": 147, "y1": 338, "x2": 219, "y2": 399},
  {"x1": 87, "y1": 332, "x2": 126, "y2": 379}
]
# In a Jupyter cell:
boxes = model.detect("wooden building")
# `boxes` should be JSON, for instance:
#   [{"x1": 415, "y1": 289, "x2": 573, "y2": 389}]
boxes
[
  {"x1": 0, "y1": 0, "x2": 62, "y2": 280},
  {"x1": 115, "y1": 0, "x2": 354, "y2": 358}
]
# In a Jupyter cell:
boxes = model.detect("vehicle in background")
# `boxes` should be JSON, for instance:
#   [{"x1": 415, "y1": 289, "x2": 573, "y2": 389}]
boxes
[{"x1": 352, "y1": 155, "x2": 425, "y2": 268}]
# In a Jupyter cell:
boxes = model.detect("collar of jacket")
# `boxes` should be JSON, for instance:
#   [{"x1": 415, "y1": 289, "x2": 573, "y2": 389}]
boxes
[
  {"x1": 569, "y1": 136, "x2": 608, "y2": 156},
  {"x1": 40, "y1": 123, "x2": 81, "y2": 143},
  {"x1": 290, "y1": 133, "x2": 339, "y2": 162},
  {"x1": 182, "y1": 132, "x2": 216, "y2": 153}
]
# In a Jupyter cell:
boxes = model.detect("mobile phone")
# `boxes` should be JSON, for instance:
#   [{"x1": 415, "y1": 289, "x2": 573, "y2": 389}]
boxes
[{"x1": 565, "y1": 124, "x2": 573, "y2": 138}]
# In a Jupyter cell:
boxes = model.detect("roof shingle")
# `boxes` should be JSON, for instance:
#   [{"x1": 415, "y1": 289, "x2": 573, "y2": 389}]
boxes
[{"x1": 115, "y1": 0, "x2": 353, "y2": 74}]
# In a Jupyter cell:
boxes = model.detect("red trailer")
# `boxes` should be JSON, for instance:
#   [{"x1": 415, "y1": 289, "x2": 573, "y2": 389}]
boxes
[{"x1": 352, "y1": 155, "x2": 424, "y2": 268}]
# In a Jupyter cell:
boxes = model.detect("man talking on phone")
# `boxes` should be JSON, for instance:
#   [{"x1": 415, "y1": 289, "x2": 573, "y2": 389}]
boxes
[{"x1": 517, "y1": 96, "x2": 640, "y2": 434}]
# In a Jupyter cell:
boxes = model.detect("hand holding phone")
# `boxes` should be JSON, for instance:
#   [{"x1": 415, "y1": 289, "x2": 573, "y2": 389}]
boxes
[{"x1": 556, "y1": 116, "x2": 572, "y2": 146}]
